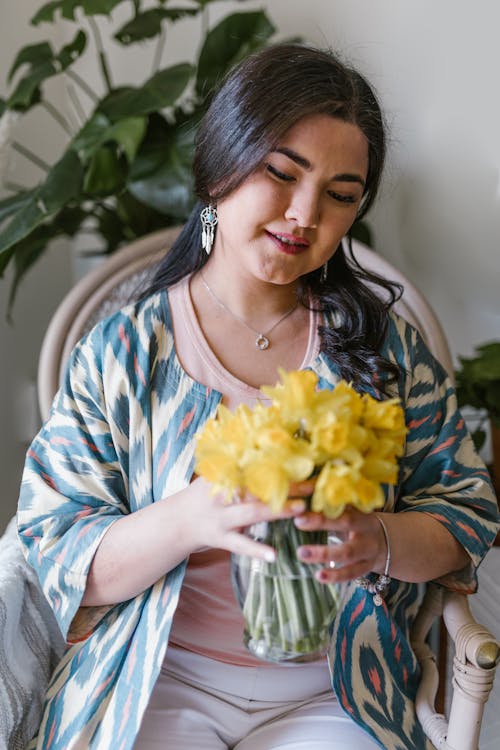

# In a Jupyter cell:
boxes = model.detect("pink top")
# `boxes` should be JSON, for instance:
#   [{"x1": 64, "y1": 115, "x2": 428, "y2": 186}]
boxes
[{"x1": 167, "y1": 276, "x2": 321, "y2": 665}]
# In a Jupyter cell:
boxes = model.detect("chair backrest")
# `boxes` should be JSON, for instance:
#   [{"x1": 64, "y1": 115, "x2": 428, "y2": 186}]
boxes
[{"x1": 37, "y1": 231, "x2": 453, "y2": 421}]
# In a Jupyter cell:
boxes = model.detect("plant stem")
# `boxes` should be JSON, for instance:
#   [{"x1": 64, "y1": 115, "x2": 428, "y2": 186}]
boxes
[
  {"x1": 65, "y1": 69, "x2": 99, "y2": 104},
  {"x1": 66, "y1": 83, "x2": 87, "y2": 126},
  {"x1": 12, "y1": 142, "x2": 50, "y2": 172},
  {"x1": 88, "y1": 16, "x2": 113, "y2": 93},
  {"x1": 41, "y1": 101, "x2": 73, "y2": 136},
  {"x1": 235, "y1": 519, "x2": 340, "y2": 661},
  {"x1": 201, "y1": 5, "x2": 209, "y2": 40},
  {"x1": 151, "y1": 27, "x2": 166, "y2": 75},
  {"x1": 4, "y1": 181, "x2": 29, "y2": 192}
]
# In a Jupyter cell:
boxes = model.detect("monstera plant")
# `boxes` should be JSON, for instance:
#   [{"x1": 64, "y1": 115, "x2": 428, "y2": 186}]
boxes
[
  {"x1": 455, "y1": 341, "x2": 500, "y2": 505},
  {"x1": 0, "y1": 0, "x2": 278, "y2": 311}
]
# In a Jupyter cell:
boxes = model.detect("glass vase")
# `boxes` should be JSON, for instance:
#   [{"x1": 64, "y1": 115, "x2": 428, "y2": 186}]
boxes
[{"x1": 230, "y1": 519, "x2": 341, "y2": 663}]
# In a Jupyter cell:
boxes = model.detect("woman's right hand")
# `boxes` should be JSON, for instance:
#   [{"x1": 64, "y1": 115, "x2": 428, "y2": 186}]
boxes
[
  {"x1": 183, "y1": 475, "x2": 306, "y2": 562},
  {"x1": 82, "y1": 475, "x2": 305, "y2": 607}
]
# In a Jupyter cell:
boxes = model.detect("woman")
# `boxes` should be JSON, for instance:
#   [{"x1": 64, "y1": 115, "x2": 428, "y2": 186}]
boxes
[{"x1": 18, "y1": 44, "x2": 498, "y2": 750}]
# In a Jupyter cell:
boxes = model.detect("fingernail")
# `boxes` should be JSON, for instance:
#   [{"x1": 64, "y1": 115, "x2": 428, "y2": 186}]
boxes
[
  {"x1": 265, "y1": 549, "x2": 276, "y2": 562},
  {"x1": 298, "y1": 546, "x2": 312, "y2": 559},
  {"x1": 290, "y1": 500, "x2": 306, "y2": 512},
  {"x1": 294, "y1": 515, "x2": 307, "y2": 526}
]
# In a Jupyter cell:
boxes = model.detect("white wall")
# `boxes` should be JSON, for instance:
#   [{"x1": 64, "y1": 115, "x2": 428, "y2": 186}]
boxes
[{"x1": 1, "y1": 0, "x2": 499, "y2": 530}]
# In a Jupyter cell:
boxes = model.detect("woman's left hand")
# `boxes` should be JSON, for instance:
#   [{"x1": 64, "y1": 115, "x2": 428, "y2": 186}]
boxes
[{"x1": 294, "y1": 506, "x2": 388, "y2": 584}]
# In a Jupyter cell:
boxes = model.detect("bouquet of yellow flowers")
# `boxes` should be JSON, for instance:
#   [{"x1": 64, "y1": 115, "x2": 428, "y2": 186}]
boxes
[{"x1": 195, "y1": 369, "x2": 406, "y2": 662}]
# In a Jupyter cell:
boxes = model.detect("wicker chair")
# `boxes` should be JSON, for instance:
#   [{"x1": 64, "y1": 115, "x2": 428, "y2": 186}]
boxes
[{"x1": 1, "y1": 229, "x2": 497, "y2": 750}]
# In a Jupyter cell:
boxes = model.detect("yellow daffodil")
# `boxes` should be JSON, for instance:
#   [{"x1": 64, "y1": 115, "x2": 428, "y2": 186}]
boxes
[
  {"x1": 261, "y1": 368, "x2": 318, "y2": 431},
  {"x1": 312, "y1": 462, "x2": 384, "y2": 518},
  {"x1": 194, "y1": 370, "x2": 406, "y2": 514},
  {"x1": 242, "y1": 455, "x2": 290, "y2": 511},
  {"x1": 362, "y1": 456, "x2": 400, "y2": 485},
  {"x1": 362, "y1": 395, "x2": 407, "y2": 437},
  {"x1": 195, "y1": 449, "x2": 241, "y2": 492}
]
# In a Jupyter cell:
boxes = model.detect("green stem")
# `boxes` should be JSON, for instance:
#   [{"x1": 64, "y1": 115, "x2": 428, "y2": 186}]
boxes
[
  {"x1": 41, "y1": 101, "x2": 73, "y2": 136},
  {"x1": 242, "y1": 560, "x2": 260, "y2": 625},
  {"x1": 273, "y1": 573, "x2": 290, "y2": 651},
  {"x1": 3, "y1": 181, "x2": 29, "y2": 192},
  {"x1": 66, "y1": 83, "x2": 87, "y2": 126},
  {"x1": 201, "y1": 5, "x2": 209, "y2": 40},
  {"x1": 88, "y1": 16, "x2": 113, "y2": 92},
  {"x1": 65, "y1": 69, "x2": 99, "y2": 103},
  {"x1": 151, "y1": 27, "x2": 166, "y2": 74},
  {"x1": 260, "y1": 569, "x2": 273, "y2": 647},
  {"x1": 11, "y1": 141, "x2": 50, "y2": 172},
  {"x1": 235, "y1": 519, "x2": 340, "y2": 661}
]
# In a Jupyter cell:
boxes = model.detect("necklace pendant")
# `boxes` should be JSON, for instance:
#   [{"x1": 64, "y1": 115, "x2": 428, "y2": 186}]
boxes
[{"x1": 255, "y1": 334, "x2": 270, "y2": 350}]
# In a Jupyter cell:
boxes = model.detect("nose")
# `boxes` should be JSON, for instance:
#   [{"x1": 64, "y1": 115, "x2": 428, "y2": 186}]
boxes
[{"x1": 284, "y1": 187, "x2": 320, "y2": 229}]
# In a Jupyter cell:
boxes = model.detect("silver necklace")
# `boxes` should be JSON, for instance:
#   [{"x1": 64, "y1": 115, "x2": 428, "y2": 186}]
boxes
[{"x1": 199, "y1": 272, "x2": 298, "y2": 350}]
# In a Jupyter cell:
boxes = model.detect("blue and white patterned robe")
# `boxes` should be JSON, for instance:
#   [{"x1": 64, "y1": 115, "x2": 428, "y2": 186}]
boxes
[{"x1": 18, "y1": 290, "x2": 499, "y2": 750}]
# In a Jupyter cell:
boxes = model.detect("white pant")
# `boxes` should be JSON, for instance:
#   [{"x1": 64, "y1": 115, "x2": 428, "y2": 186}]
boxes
[{"x1": 134, "y1": 647, "x2": 380, "y2": 749}]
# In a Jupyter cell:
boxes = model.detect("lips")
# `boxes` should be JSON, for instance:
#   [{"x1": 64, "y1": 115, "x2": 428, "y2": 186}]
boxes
[{"x1": 266, "y1": 231, "x2": 310, "y2": 255}]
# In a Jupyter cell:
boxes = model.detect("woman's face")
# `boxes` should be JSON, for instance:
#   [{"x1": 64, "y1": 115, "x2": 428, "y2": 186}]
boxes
[{"x1": 211, "y1": 113, "x2": 369, "y2": 286}]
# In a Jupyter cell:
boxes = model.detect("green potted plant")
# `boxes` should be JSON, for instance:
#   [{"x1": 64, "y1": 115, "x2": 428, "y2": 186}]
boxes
[
  {"x1": 455, "y1": 341, "x2": 500, "y2": 499},
  {"x1": 0, "y1": 0, "x2": 278, "y2": 313}
]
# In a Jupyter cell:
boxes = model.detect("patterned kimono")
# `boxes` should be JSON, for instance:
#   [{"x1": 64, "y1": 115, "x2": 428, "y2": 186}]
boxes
[{"x1": 18, "y1": 290, "x2": 499, "y2": 750}]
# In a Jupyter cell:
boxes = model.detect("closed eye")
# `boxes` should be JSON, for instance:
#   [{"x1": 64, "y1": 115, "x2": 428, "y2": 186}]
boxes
[
  {"x1": 328, "y1": 191, "x2": 357, "y2": 204},
  {"x1": 266, "y1": 163, "x2": 295, "y2": 182}
]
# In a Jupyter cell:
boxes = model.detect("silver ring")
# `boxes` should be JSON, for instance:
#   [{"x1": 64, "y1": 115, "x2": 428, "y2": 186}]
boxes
[{"x1": 327, "y1": 531, "x2": 346, "y2": 570}]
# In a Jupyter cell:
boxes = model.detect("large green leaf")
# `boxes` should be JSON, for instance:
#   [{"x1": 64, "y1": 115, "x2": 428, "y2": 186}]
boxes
[
  {"x1": 115, "y1": 8, "x2": 199, "y2": 45},
  {"x1": 0, "y1": 191, "x2": 36, "y2": 224},
  {"x1": 7, "y1": 225, "x2": 57, "y2": 311},
  {"x1": 196, "y1": 11, "x2": 275, "y2": 96},
  {"x1": 7, "y1": 31, "x2": 87, "y2": 111},
  {"x1": 7, "y1": 63, "x2": 54, "y2": 111},
  {"x1": 57, "y1": 30, "x2": 87, "y2": 69},
  {"x1": 115, "y1": 191, "x2": 169, "y2": 242},
  {"x1": 81, "y1": 0, "x2": 125, "y2": 13},
  {"x1": 126, "y1": 113, "x2": 171, "y2": 180},
  {"x1": 7, "y1": 41, "x2": 53, "y2": 82},
  {"x1": 456, "y1": 344, "x2": 500, "y2": 384},
  {"x1": 474, "y1": 342, "x2": 500, "y2": 375},
  {"x1": 32, "y1": 1, "x2": 80, "y2": 23},
  {"x1": 56, "y1": 205, "x2": 89, "y2": 235},
  {"x1": 128, "y1": 112, "x2": 198, "y2": 219},
  {"x1": 35, "y1": 150, "x2": 83, "y2": 210},
  {"x1": 98, "y1": 63, "x2": 194, "y2": 120},
  {"x1": 31, "y1": 0, "x2": 124, "y2": 24},
  {"x1": 456, "y1": 340, "x2": 500, "y2": 422},
  {"x1": 72, "y1": 112, "x2": 147, "y2": 163},
  {"x1": 4, "y1": 204, "x2": 87, "y2": 312},
  {"x1": 83, "y1": 146, "x2": 127, "y2": 196},
  {"x1": 0, "y1": 150, "x2": 83, "y2": 260},
  {"x1": 95, "y1": 206, "x2": 129, "y2": 253},
  {"x1": 128, "y1": 149, "x2": 194, "y2": 220},
  {"x1": 190, "y1": 0, "x2": 251, "y2": 6}
]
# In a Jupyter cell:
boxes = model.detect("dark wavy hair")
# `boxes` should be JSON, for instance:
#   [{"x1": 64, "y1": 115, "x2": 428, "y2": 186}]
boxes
[{"x1": 141, "y1": 43, "x2": 402, "y2": 387}]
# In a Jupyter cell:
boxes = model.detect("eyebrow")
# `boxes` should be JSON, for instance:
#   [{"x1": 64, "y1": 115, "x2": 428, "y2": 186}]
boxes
[{"x1": 273, "y1": 147, "x2": 366, "y2": 188}]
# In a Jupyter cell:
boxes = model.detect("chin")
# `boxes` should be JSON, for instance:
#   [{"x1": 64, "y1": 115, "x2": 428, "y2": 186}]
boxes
[{"x1": 255, "y1": 260, "x2": 302, "y2": 287}]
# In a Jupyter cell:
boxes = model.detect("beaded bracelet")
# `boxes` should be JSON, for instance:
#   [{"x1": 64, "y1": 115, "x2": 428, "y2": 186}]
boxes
[{"x1": 355, "y1": 515, "x2": 391, "y2": 606}]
